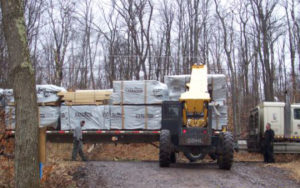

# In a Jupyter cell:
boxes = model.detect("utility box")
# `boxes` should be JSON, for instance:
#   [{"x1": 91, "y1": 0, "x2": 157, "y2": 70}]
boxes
[
  {"x1": 258, "y1": 102, "x2": 285, "y2": 137},
  {"x1": 291, "y1": 104, "x2": 300, "y2": 137}
]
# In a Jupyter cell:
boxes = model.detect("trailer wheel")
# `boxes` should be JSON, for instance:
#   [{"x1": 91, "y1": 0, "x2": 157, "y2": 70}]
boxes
[
  {"x1": 217, "y1": 132, "x2": 234, "y2": 170},
  {"x1": 159, "y1": 130, "x2": 171, "y2": 167},
  {"x1": 209, "y1": 153, "x2": 217, "y2": 160},
  {"x1": 184, "y1": 152, "x2": 206, "y2": 162},
  {"x1": 170, "y1": 152, "x2": 176, "y2": 163}
]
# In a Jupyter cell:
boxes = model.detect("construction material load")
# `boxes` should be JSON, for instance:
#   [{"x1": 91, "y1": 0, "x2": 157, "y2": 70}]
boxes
[
  {"x1": 164, "y1": 74, "x2": 227, "y2": 103},
  {"x1": 164, "y1": 74, "x2": 227, "y2": 129},
  {"x1": 110, "y1": 105, "x2": 161, "y2": 130},
  {"x1": 5, "y1": 106, "x2": 60, "y2": 129},
  {"x1": 0, "y1": 89, "x2": 13, "y2": 106},
  {"x1": 60, "y1": 105, "x2": 110, "y2": 130},
  {"x1": 211, "y1": 105, "x2": 228, "y2": 130},
  {"x1": 60, "y1": 105, "x2": 161, "y2": 130},
  {"x1": 0, "y1": 85, "x2": 66, "y2": 105},
  {"x1": 111, "y1": 80, "x2": 168, "y2": 105},
  {"x1": 58, "y1": 89, "x2": 112, "y2": 105}
]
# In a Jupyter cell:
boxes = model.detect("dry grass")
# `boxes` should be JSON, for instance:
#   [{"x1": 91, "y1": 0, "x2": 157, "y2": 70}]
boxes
[
  {"x1": 235, "y1": 151, "x2": 300, "y2": 183},
  {"x1": 234, "y1": 151, "x2": 263, "y2": 162},
  {"x1": 46, "y1": 142, "x2": 160, "y2": 161},
  {"x1": 270, "y1": 154, "x2": 300, "y2": 183},
  {"x1": 41, "y1": 161, "x2": 83, "y2": 188},
  {"x1": 0, "y1": 157, "x2": 14, "y2": 187},
  {"x1": 271, "y1": 160, "x2": 300, "y2": 183}
]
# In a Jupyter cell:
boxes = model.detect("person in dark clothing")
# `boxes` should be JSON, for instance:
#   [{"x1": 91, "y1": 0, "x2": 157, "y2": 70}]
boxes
[
  {"x1": 263, "y1": 123, "x2": 275, "y2": 163},
  {"x1": 72, "y1": 120, "x2": 87, "y2": 161}
]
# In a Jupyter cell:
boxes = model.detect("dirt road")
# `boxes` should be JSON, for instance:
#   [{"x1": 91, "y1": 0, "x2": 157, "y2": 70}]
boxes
[{"x1": 72, "y1": 161, "x2": 299, "y2": 188}]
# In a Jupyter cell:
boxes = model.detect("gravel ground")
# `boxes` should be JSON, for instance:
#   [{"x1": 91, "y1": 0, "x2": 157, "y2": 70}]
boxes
[{"x1": 72, "y1": 161, "x2": 300, "y2": 188}]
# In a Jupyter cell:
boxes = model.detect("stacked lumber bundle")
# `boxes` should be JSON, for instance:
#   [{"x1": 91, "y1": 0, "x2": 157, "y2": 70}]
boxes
[
  {"x1": 58, "y1": 90, "x2": 112, "y2": 105},
  {"x1": 60, "y1": 81, "x2": 164, "y2": 130},
  {"x1": 60, "y1": 105, "x2": 162, "y2": 130},
  {"x1": 111, "y1": 80, "x2": 168, "y2": 104},
  {"x1": 5, "y1": 106, "x2": 60, "y2": 130},
  {"x1": 164, "y1": 74, "x2": 228, "y2": 130},
  {"x1": 107, "y1": 80, "x2": 166, "y2": 130},
  {"x1": 0, "y1": 85, "x2": 66, "y2": 106}
]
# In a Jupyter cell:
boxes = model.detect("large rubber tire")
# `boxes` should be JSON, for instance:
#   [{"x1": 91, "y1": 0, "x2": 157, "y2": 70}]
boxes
[
  {"x1": 217, "y1": 132, "x2": 234, "y2": 170},
  {"x1": 209, "y1": 153, "x2": 217, "y2": 160},
  {"x1": 184, "y1": 152, "x2": 206, "y2": 162},
  {"x1": 159, "y1": 130, "x2": 171, "y2": 167},
  {"x1": 170, "y1": 152, "x2": 176, "y2": 163}
]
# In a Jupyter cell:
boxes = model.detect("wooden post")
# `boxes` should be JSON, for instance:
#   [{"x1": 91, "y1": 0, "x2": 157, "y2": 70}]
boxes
[
  {"x1": 39, "y1": 127, "x2": 46, "y2": 163},
  {"x1": 38, "y1": 106, "x2": 46, "y2": 179},
  {"x1": 39, "y1": 127, "x2": 46, "y2": 180}
]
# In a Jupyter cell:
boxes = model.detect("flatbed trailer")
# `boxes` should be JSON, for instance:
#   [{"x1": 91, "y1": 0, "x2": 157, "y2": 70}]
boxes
[
  {"x1": 238, "y1": 139, "x2": 300, "y2": 154},
  {"x1": 5, "y1": 130, "x2": 161, "y2": 144}
]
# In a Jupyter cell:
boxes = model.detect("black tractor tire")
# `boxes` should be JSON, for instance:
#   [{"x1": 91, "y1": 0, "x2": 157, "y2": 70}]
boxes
[
  {"x1": 159, "y1": 130, "x2": 172, "y2": 167},
  {"x1": 170, "y1": 152, "x2": 176, "y2": 163},
  {"x1": 209, "y1": 153, "x2": 217, "y2": 160},
  {"x1": 184, "y1": 152, "x2": 206, "y2": 162},
  {"x1": 217, "y1": 132, "x2": 234, "y2": 170}
]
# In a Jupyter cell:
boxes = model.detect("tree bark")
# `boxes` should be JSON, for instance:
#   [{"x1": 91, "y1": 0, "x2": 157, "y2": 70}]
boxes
[{"x1": 0, "y1": 0, "x2": 39, "y2": 187}]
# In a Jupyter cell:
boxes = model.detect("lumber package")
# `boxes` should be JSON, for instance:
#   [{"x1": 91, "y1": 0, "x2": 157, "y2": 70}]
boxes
[
  {"x1": 58, "y1": 90, "x2": 112, "y2": 105},
  {"x1": 60, "y1": 105, "x2": 161, "y2": 130}
]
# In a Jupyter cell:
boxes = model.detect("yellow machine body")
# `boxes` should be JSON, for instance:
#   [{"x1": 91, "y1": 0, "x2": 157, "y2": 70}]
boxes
[{"x1": 180, "y1": 64, "x2": 211, "y2": 127}]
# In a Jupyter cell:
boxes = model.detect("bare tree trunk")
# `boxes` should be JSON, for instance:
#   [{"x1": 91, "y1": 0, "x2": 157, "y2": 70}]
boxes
[
  {"x1": 285, "y1": 1, "x2": 297, "y2": 102},
  {"x1": 1, "y1": 0, "x2": 39, "y2": 187},
  {"x1": 215, "y1": 0, "x2": 239, "y2": 137}
]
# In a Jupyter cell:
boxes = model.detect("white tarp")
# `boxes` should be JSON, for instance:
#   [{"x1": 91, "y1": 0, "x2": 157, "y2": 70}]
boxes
[
  {"x1": 60, "y1": 105, "x2": 110, "y2": 130},
  {"x1": 111, "y1": 80, "x2": 168, "y2": 105},
  {"x1": 164, "y1": 74, "x2": 227, "y2": 102},
  {"x1": 5, "y1": 106, "x2": 60, "y2": 129},
  {"x1": 110, "y1": 105, "x2": 161, "y2": 130},
  {"x1": 165, "y1": 74, "x2": 228, "y2": 128},
  {"x1": 211, "y1": 105, "x2": 228, "y2": 130},
  {"x1": 0, "y1": 85, "x2": 66, "y2": 104},
  {"x1": 60, "y1": 105, "x2": 162, "y2": 130}
]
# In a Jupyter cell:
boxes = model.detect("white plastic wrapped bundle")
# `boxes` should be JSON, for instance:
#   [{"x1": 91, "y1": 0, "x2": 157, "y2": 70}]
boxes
[
  {"x1": 60, "y1": 105, "x2": 161, "y2": 130},
  {"x1": 164, "y1": 74, "x2": 227, "y2": 103},
  {"x1": 111, "y1": 80, "x2": 168, "y2": 105},
  {"x1": 211, "y1": 105, "x2": 228, "y2": 130},
  {"x1": 36, "y1": 85, "x2": 66, "y2": 103},
  {"x1": 5, "y1": 106, "x2": 60, "y2": 129},
  {"x1": 109, "y1": 105, "x2": 161, "y2": 130},
  {"x1": 60, "y1": 105, "x2": 110, "y2": 130},
  {"x1": 0, "y1": 89, "x2": 13, "y2": 105},
  {"x1": 0, "y1": 85, "x2": 66, "y2": 104}
]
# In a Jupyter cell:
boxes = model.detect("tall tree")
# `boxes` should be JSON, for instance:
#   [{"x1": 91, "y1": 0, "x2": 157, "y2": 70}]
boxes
[
  {"x1": 48, "y1": 0, "x2": 75, "y2": 86},
  {"x1": 250, "y1": 0, "x2": 281, "y2": 101},
  {"x1": 214, "y1": 0, "x2": 240, "y2": 137},
  {"x1": 1, "y1": 0, "x2": 39, "y2": 187},
  {"x1": 285, "y1": 0, "x2": 298, "y2": 102},
  {"x1": 115, "y1": 0, "x2": 153, "y2": 80}
]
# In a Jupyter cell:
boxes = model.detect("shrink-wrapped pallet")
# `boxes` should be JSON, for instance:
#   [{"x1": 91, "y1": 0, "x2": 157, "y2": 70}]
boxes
[
  {"x1": 60, "y1": 105, "x2": 110, "y2": 130},
  {"x1": 109, "y1": 105, "x2": 161, "y2": 130},
  {"x1": 60, "y1": 105, "x2": 161, "y2": 130},
  {"x1": 211, "y1": 105, "x2": 228, "y2": 130},
  {"x1": 5, "y1": 106, "x2": 60, "y2": 129},
  {"x1": 165, "y1": 74, "x2": 228, "y2": 129},
  {"x1": 0, "y1": 85, "x2": 66, "y2": 105},
  {"x1": 164, "y1": 74, "x2": 227, "y2": 102},
  {"x1": 111, "y1": 80, "x2": 168, "y2": 105}
]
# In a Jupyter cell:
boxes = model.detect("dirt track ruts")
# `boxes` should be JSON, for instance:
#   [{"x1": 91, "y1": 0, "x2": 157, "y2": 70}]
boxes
[{"x1": 73, "y1": 161, "x2": 299, "y2": 188}]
